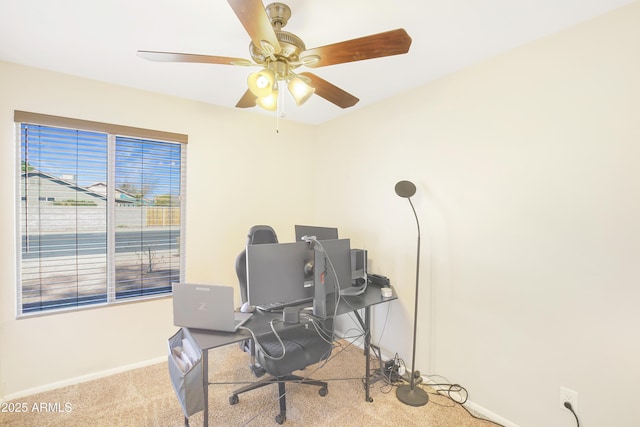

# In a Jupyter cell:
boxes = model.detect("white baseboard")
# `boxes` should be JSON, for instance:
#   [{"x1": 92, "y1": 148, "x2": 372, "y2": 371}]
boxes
[
  {"x1": 423, "y1": 378, "x2": 519, "y2": 427},
  {"x1": 2, "y1": 356, "x2": 166, "y2": 403},
  {"x1": 463, "y1": 400, "x2": 519, "y2": 427}
]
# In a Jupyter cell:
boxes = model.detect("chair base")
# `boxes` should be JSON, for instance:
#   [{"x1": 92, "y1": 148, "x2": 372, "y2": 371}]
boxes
[{"x1": 229, "y1": 374, "x2": 328, "y2": 424}]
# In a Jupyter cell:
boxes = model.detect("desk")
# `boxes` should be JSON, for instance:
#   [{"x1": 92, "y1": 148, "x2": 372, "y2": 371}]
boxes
[{"x1": 185, "y1": 285, "x2": 397, "y2": 426}]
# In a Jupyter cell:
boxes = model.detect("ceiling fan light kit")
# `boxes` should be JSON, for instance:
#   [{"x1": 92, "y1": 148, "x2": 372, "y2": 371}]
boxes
[
  {"x1": 256, "y1": 90, "x2": 278, "y2": 111},
  {"x1": 138, "y1": 1, "x2": 412, "y2": 114},
  {"x1": 288, "y1": 75, "x2": 315, "y2": 106},
  {"x1": 247, "y1": 68, "x2": 276, "y2": 98}
]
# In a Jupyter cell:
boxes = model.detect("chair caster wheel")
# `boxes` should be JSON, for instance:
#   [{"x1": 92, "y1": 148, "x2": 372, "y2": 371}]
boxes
[
  {"x1": 275, "y1": 414, "x2": 286, "y2": 424},
  {"x1": 319, "y1": 387, "x2": 328, "y2": 397},
  {"x1": 229, "y1": 394, "x2": 239, "y2": 405}
]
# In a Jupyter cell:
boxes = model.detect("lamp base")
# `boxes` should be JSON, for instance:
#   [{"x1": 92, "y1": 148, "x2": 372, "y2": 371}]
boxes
[{"x1": 396, "y1": 384, "x2": 429, "y2": 407}]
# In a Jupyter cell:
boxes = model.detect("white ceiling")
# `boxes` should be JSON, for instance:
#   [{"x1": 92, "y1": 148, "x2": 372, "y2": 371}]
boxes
[{"x1": 0, "y1": 0, "x2": 634, "y2": 125}]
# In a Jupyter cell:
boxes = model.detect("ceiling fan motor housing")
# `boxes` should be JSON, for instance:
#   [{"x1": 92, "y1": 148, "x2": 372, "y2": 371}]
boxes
[
  {"x1": 249, "y1": 31, "x2": 305, "y2": 67},
  {"x1": 250, "y1": 3, "x2": 305, "y2": 73}
]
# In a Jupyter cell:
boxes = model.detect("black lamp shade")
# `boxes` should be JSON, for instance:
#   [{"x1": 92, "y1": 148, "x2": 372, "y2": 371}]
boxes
[{"x1": 395, "y1": 180, "x2": 416, "y2": 198}]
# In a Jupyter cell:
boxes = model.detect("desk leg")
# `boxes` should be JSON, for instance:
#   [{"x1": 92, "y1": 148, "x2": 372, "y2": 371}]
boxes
[
  {"x1": 364, "y1": 306, "x2": 373, "y2": 403},
  {"x1": 350, "y1": 308, "x2": 374, "y2": 403},
  {"x1": 203, "y1": 349, "x2": 209, "y2": 427}
]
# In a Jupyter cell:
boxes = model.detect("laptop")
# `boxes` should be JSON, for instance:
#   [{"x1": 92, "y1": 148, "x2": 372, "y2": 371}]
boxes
[{"x1": 172, "y1": 283, "x2": 252, "y2": 332}]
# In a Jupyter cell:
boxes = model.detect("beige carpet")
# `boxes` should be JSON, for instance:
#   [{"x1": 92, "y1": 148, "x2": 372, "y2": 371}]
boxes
[{"x1": 0, "y1": 340, "x2": 500, "y2": 426}]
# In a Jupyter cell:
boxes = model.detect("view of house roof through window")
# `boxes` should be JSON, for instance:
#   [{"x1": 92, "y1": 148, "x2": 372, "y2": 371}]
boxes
[{"x1": 18, "y1": 122, "x2": 186, "y2": 315}]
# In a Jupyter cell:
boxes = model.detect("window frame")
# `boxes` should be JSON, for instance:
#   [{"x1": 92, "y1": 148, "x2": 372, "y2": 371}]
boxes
[{"x1": 14, "y1": 110, "x2": 188, "y2": 317}]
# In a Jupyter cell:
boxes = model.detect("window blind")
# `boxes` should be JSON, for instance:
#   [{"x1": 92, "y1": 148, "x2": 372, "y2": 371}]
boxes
[
  {"x1": 17, "y1": 117, "x2": 186, "y2": 315},
  {"x1": 20, "y1": 124, "x2": 109, "y2": 312},
  {"x1": 114, "y1": 137, "x2": 183, "y2": 299}
]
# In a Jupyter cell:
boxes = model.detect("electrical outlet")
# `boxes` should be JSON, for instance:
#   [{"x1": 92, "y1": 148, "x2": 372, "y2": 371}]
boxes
[{"x1": 560, "y1": 386, "x2": 578, "y2": 412}]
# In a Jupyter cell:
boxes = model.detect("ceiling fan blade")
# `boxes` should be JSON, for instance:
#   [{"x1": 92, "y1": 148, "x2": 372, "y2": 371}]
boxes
[
  {"x1": 227, "y1": 0, "x2": 281, "y2": 54},
  {"x1": 300, "y1": 28, "x2": 412, "y2": 68},
  {"x1": 137, "y1": 50, "x2": 252, "y2": 66},
  {"x1": 235, "y1": 89, "x2": 257, "y2": 108},
  {"x1": 299, "y1": 72, "x2": 359, "y2": 109}
]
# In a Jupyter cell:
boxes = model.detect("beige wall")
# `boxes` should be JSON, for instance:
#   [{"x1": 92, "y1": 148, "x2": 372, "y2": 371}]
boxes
[
  {"x1": 315, "y1": 3, "x2": 640, "y2": 427},
  {"x1": 0, "y1": 61, "x2": 315, "y2": 398},
  {"x1": 2, "y1": 2, "x2": 640, "y2": 426}
]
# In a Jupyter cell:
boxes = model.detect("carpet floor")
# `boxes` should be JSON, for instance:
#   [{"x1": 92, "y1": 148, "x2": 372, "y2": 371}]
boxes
[{"x1": 0, "y1": 340, "x2": 501, "y2": 426}]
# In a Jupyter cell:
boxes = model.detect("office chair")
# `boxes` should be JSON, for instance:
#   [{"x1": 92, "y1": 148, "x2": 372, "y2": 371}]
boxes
[
  {"x1": 236, "y1": 225, "x2": 279, "y2": 377},
  {"x1": 236, "y1": 225, "x2": 279, "y2": 303},
  {"x1": 229, "y1": 321, "x2": 333, "y2": 424}
]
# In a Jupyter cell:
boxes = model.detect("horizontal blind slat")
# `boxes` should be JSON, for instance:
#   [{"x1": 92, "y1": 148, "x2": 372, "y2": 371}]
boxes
[{"x1": 18, "y1": 120, "x2": 184, "y2": 315}]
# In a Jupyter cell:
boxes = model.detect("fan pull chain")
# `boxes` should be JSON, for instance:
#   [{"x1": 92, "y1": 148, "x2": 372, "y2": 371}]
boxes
[
  {"x1": 275, "y1": 80, "x2": 286, "y2": 134},
  {"x1": 276, "y1": 95, "x2": 280, "y2": 134}
]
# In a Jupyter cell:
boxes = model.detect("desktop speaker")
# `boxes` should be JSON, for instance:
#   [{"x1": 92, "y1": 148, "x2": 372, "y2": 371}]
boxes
[{"x1": 351, "y1": 249, "x2": 368, "y2": 286}]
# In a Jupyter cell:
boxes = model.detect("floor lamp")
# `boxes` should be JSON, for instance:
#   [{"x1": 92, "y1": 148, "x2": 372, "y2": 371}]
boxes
[{"x1": 394, "y1": 180, "x2": 429, "y2": 407}]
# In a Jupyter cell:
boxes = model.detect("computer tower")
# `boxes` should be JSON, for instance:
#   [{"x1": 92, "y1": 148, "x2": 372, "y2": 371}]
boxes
[{"x1": 351, "y1": 249, "x2": 368, "y2": 286}]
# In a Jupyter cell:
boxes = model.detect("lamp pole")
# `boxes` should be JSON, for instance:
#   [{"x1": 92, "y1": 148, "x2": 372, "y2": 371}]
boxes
[{"x1": 394, "y1": 180, "x2": 429, "y2": 407}]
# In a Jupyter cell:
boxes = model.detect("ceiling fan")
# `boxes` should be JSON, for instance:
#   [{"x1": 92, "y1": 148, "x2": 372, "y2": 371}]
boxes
[{"x1": 137, "y1": 1, "x2": 412, "y2": 112}]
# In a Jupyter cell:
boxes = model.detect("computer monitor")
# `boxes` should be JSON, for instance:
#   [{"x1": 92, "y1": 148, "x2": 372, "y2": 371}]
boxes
[
  {"x1": 294, "y1": 225, "x2": 339, "y2": 242},
  {"x1": 310, "y1": 238, "x2": 352, "y2": 317},
  {"x1": 246, "y1": 241, "x2": 314, "y2": 309}
]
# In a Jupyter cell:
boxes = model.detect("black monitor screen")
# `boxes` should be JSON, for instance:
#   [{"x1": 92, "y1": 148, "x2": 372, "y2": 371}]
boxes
[
  {"x1": 246, "y1": 241, "x2": 314, "y2": 308},
  {"x1": 294, "y1": 225, "x2": 338, "y2": 242}
]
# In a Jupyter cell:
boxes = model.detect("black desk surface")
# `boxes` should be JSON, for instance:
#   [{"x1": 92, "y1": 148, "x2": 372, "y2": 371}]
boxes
[
  {"x1": 336, "y1": 285, "x2": 397, "y2": 316},
  {"x1": 187, "y1": 285, "x2": 397, "y2": 351}
]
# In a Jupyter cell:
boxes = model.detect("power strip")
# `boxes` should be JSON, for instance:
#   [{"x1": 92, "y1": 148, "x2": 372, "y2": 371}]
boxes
[{"x1": 383, "y1": 358, "x2": 404, "y2": 382}]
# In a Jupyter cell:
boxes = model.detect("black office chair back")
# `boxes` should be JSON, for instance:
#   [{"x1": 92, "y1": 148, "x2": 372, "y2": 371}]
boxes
[
  {"x1": 236, "y1": 225, "x2": 278, "y2": 303},
  {"x1": 247, "y1": 226, "x2": 279, "y2": 245}
]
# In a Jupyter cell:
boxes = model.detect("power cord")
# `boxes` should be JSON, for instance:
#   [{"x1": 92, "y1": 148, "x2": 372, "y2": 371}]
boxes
[
  {"x1": 428, "y1": 382, "x2": 469, "y2": 404},
  {"x1": 564, "y1": 402, "x2": 580, "y2": 427},
  {"x1": 425, "y1": 383, "x2": 506, "y2": 427},
  {"x1": 455, "y1": 401, "x2": 506, "y2": 427},
  {"x1": 386, "y1": 370, "x2": 506, "y2": 427}
]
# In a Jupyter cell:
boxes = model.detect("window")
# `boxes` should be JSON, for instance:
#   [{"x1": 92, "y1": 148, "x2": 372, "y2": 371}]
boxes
[{"x1": 15, "y1": 111, "x2": 187, "y2": 315}]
